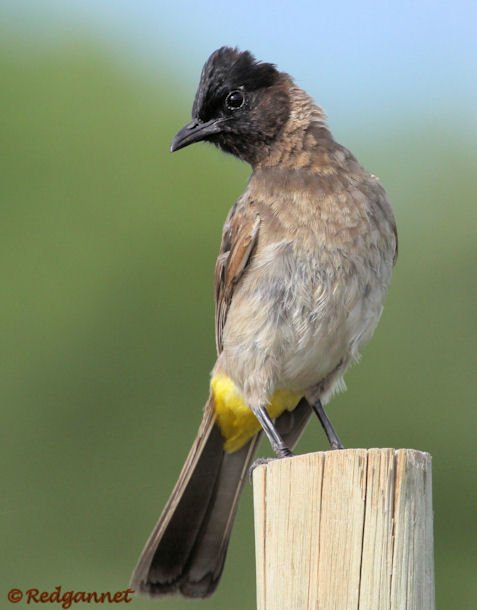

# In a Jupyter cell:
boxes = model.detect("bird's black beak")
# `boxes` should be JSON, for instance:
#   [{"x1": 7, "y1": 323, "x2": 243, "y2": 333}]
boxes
[{"x1": 170, "y1": 118, "x2": 223, "y2": 153}]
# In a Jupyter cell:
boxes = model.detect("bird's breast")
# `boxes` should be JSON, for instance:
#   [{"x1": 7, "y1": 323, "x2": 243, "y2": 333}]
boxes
[{"x1": 216, "y1": 167, "x2": 395, "y2": 418}]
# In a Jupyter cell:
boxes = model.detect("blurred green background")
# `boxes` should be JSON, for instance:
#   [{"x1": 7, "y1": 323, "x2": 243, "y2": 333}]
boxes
[{"x1": 1, "y1": 3, "x2": 476, "y2": 609}]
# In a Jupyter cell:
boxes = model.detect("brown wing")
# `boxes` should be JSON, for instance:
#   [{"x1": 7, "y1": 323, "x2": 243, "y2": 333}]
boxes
[{"x1": 214, "y1": 198, "x2": 260, "y2": 354}]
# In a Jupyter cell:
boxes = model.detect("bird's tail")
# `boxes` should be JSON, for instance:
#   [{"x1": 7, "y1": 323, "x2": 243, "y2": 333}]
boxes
[{"x1": 130, "y1": 395, "x2": 311, "y2": 598}]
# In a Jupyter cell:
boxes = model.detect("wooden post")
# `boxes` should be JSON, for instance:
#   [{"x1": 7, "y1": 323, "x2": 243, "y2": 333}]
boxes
[{"x1": 253, "y1": 449, "x2": 435, "y2": 610}]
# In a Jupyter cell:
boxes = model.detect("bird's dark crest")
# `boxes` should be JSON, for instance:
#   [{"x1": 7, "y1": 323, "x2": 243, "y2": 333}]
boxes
[{"x1": 193, "y1": 47, "x2": 280, "y2": 122}]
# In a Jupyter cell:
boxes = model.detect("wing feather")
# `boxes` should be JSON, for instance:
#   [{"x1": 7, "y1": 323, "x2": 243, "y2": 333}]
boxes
[{"x1": 214, "y1": 199, "x2": 260, "y2": 353}]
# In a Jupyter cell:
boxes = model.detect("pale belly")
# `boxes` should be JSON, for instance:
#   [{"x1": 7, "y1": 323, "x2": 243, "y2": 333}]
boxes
[{"x1": 213, "y1": 240, "x2": 392, "y2": 451}]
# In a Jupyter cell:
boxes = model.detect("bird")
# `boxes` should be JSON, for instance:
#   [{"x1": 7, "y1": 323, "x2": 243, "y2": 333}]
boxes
[{"x1": 130, "y1": 46, "x2": 397, "y2": 599}]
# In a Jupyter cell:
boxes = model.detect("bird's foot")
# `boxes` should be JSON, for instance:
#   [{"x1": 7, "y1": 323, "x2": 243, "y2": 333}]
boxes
[
  {"x1": 248, "y1": 448, "x2": 294, "y2": 482},
  {"x1": 248, "y1": 457, "x2": 273, "y2": 482}
]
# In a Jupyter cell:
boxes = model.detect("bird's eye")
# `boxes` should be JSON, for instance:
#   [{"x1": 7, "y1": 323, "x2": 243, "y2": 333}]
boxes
[{"x1": 225, "y1": 90, "x2": 245, "y2": 110}]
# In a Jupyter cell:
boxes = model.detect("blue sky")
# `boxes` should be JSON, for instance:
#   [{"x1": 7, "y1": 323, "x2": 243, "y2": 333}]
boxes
[{"x1": 2, "y1": 0, "x2": 477, "y2": 133}]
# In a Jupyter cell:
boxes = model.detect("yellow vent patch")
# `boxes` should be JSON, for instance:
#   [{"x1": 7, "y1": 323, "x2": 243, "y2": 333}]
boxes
[{"x1": 211, "y1": 373, "x2": 302, "y2": 453}]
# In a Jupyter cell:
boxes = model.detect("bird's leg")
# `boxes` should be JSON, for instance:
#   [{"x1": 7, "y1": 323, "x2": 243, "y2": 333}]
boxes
[
  {"x1": 253, "y1": 405, "x2": 293, "y2": 458},
  {"x1": 309, "y1": 398, "x2": 344, "y2": 450}
]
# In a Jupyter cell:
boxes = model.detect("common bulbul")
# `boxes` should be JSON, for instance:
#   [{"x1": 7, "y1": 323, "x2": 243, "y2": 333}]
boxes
[{"x1": 131, "y1": 47, "x2": 397, "y2": 598}]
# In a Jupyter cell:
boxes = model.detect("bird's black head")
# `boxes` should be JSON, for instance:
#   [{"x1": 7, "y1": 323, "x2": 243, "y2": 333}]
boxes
[{"x1": 171, "y1": 47, "x2": 291, "y2": 165}]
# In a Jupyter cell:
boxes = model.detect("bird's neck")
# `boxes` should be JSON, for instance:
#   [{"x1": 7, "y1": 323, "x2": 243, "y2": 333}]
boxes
[{"x1": 254, "y1": 82, "x2": 336, "y2": 171}]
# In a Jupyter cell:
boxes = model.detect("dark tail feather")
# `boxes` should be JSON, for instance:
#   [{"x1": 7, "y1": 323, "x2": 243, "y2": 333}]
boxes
[{"x1": 130, "y1": 397, "x2": 311, "y2": 598}]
